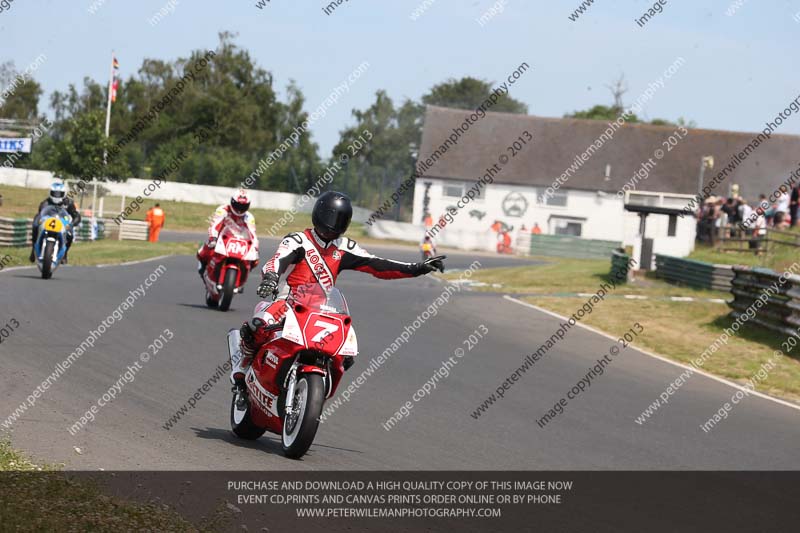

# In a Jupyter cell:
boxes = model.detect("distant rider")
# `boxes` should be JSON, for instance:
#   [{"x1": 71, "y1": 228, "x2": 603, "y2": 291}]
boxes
[
  {"x1": 29, "y1": 181, "x2": 81, "y2": 264},
  {"x1": 232, "y1": 191, "x2": 445, "y2": 390},
  {"x1": 420, "y1": 235, "x2": 437, "y2": 260},
  {"x1": 197, "y1": 189, "x2": 259, "y2": 275}
]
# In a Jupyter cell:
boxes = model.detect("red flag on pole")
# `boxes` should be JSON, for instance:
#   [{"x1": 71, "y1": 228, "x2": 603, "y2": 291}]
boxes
[{"x1": 111, "y1": 55, "x2": 119, "y2": 102}]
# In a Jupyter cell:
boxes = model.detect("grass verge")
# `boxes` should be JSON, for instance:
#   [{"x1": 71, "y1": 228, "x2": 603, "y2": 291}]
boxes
[
  {"x1": 446, "y1": 258, "x2": 800, "y2": 404},
  {"x1": 0, "y1": 183, "x2": 416, "y2": 248},
  {"x1": 0, "y1": 440, "x2": 227, "y2": 531},
  {"x1": 0, "y1": 183, "x2": 313, "y2": 234}
]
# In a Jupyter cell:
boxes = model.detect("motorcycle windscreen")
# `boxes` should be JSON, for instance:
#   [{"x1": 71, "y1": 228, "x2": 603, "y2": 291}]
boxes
[
  {"x1": 287, "y1": 283, "x2": 350, "y2": 316},
  {"x1": 39, "y1": 206, "x2": 71, "y2": 227}
]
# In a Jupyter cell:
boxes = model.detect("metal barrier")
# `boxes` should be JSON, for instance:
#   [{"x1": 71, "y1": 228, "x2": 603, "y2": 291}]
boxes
[
  {"x1": 528, "y1": 234, "x2": 621, "y2": 260},
  {"x1": 728, "y1": 266, "x2": 800, "y2": 337},
  {"x1": 654, "y1": 254, "x2": 734, "y2": 292},
  {"x1": 713, "y1": 226, "x2": 800, "y2": 255},
  {"x1": 0, "y1": 217, "x2": 105, "y2": 246},
  {"x1": 117, "y1": 220, "x2": 149, "y2": 241},
  {"x1": 610, "y1": 250, "x2": 633, "y2": 283}
]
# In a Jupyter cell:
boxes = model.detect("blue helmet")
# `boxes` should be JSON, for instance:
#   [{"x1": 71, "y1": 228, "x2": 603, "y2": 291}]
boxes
[{"x1": 50, "y1": 182, "x2": 66, "y2": 205}]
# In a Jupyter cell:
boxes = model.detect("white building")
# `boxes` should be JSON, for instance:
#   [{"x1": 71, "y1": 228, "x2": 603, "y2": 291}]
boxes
[{"x1": 408, "y1": 106, "x2": 800, "y2": 263}]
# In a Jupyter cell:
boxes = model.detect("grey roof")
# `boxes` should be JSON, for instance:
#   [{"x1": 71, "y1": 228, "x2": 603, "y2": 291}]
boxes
[{"x1": 417, "y1": 105, "x2": 800, "y2": 199}]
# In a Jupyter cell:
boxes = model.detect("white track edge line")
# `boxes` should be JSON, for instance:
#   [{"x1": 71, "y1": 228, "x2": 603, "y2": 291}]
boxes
[
  {"x1": 502, "y1": 294, "x2": 800, "y2": 414},
  {"x1": 96, "y1": 255, "x2": 173, "y2": 268}
]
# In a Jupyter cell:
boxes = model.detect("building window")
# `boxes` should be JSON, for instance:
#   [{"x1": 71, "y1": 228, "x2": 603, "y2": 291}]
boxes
[
  {"x1": 443, "y1": 183, "x2": 484, "y2": 200},
  {"x1": 443, "y1": 185, "x2": 463, "y2": 198},
  {"x1": 549, "y1": 216, "x2": 584, "y2": 236},
  {"x1": 536, "y1": 188, "x2": 567, "y2": 207},
  {"x1": 628, "y1": 193, "x2": 659, "y2": 206}
]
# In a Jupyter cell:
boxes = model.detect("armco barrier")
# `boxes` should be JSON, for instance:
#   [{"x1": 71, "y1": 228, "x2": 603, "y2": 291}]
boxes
[
  {"x1": 610, "y1": 250, "x2": 633, "y2": 283},
  {"x1": 528, "y1": 234, "x2": 621, "y2": 260},
  {"x1": 654, "y1": 254, "x2": 734, "y2": 292},
  {"x1": 728, "y1": 266, "x2": 800, "y2": 337},
  {"x1": 0, "y1": 217, "x2": 105, "y2": 246}
]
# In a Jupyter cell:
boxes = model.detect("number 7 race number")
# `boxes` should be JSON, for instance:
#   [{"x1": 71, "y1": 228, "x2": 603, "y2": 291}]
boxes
[{"x1": 311, "y1": 320, "x2": 339, "y2": 343}]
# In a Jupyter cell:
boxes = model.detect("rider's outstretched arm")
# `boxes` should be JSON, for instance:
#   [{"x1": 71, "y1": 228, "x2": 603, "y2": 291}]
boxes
[{"x1": 339, "y1": 239, "x2": 424, "y2": 279}]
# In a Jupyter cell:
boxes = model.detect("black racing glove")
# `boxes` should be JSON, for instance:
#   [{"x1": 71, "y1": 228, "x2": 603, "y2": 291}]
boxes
[
  {"x1": 416, "y1": 255, "x2": 446, "y2": 275},
  {"x1": 257, "y1": 271, "x2": 280, "y2": 299}
]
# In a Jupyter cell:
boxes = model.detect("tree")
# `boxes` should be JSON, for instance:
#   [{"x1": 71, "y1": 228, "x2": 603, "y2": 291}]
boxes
[
  {"x1": 332, "y1": 76, "x2": 528, "y2": 217},
  {"x1": 333, "y1": 91, "x2": 419, "y2": 214},
  {"x1": 566, "y1": 104, "x2": 641, "y2": 122},
  {"x1": 422, "y1": 77, "x2": 528, "y2": 114},
  {"x1": 27, "y1": 32, "x2": 322, "y2": 190},
  {"x1": 0, "y1": 61, "x2": 43, "y2": 120},
  {"x1": 50, "y1": 110, "x2": 127, "y2": 181},
  {"x1": 566, "y1": 74, "x2": 694, "y2": 127}
]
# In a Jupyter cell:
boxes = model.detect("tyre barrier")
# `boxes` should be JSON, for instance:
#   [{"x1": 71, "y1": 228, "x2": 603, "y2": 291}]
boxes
[
  {"x1": 728, "y1": 266, "x2": 800, "y2": 337},
  {"x1": 654, "y1": 254, "x2": 734, "y2": 292},
  {"x1": 610, "y1": 250, "x2": 633, "y2": 284},
  {"x1": 0, "y1": 217, "x2": 105, "y2": 246}
]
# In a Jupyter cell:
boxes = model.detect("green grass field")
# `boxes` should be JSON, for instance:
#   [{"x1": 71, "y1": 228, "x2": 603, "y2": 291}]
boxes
[
  {"x1": 0, "y1": 440, "x2": 227, "y2": 531},
  {"x1": 445, "y1": 256, "x2": 800, "y2": 404},
  {"x1": 0, "y1": 183, "x2": 408, "y2": 248},
  {"x1": 0, "y1": 183, "x2": 313, "y2": 234}
]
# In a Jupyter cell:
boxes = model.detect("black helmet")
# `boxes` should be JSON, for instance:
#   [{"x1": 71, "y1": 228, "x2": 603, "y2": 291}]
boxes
[{"x1": 312, "y1": 191, "x2": 352, "y2": 241}]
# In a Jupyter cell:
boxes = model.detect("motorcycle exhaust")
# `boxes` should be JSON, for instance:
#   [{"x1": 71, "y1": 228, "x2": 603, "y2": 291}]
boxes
[{"x1": 227, "y1": 328, "x2": 242, "y2": 385}]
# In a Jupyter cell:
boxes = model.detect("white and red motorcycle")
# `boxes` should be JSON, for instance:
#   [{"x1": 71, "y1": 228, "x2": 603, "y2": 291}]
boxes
[{"x1": 202, "y1": 225, "x2": 258, "y2": 311}]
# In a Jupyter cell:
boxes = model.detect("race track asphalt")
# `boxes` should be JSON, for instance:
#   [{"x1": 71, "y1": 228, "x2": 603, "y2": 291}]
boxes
[{"x1": 1, "y1": 246, "x2": 799, "y2": 470}]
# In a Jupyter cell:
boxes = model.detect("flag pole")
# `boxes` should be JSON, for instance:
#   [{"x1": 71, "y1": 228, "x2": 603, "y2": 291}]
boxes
[{"x1": 103, "y1": 50, "x2": 114, "y2": 166}]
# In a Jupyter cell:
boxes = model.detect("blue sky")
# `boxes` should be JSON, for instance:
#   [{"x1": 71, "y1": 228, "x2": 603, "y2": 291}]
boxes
[{"x1": 2, "y1": 0, "x2": 799, "y2": 156}]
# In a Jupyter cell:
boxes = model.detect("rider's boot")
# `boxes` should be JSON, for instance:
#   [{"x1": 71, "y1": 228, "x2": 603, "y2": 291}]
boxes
[{"x1": 231, "y1": 321, "x2": 258, "y2": 408}]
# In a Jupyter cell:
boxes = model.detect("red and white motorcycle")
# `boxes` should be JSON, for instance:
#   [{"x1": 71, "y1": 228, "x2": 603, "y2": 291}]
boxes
[
  {"x1": 202, "y1": 225, "x2": 258, "y2": 311},
  {"x1": 226, "y1": 283, "x2": 356, "y2": 459}
]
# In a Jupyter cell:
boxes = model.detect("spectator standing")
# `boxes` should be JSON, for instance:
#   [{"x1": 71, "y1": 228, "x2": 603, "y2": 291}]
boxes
[
  {"x1": 145, "y1": 203, "x2": 166, "y2": 242},
  {"x1": 790, "y1": 185, "x2": 799, "y2": 227},
  {"x1": 776, "y1": 185, "x2": 790, "y2": 221},
  {"x1": 774, "y1": 211, "x2": 790, "y2": 229}
]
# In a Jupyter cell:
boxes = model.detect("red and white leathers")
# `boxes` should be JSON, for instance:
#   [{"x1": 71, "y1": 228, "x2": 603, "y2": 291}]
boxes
[
  {"x1": 197, "y1": 205, "x2": 259, "y2": 265},
  {"x1": 232, "y1": 228, "x2": 425, "y2": 381}
]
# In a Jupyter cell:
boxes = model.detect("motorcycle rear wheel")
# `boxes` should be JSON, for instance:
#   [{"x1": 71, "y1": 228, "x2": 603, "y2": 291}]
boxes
[
  {"x1": 230, "y1": 389, "x2": 266, "y2": 440},
  {"x1": 41, "y1": 240, "x2": 54, "y2": 280},
  {"x1": 282, "y1": 374, "x2": 325, "y2": 459},
  {"x1": 218, "y1": 268, "x2": 237, "y2": 311}
]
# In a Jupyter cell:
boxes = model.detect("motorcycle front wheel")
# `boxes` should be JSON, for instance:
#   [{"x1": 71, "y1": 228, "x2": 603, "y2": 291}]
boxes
[
  {"x1": 218, "y1": 268, "x2": 237, "y2": 311},
  {"x1": 41, "y1": 240, "x2": 55, "y2": 280},
  {"x1": 282, "y1": 374, "x2": 324, "y2": 459}
]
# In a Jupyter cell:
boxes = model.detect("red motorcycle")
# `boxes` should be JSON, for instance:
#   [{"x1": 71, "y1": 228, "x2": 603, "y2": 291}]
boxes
[
  {"x1": 226, "y1": 283, "x2": 357, "y2": 459},
  {"x1": 203, "y1": 225, "x2": 258, "y2": 311}
]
